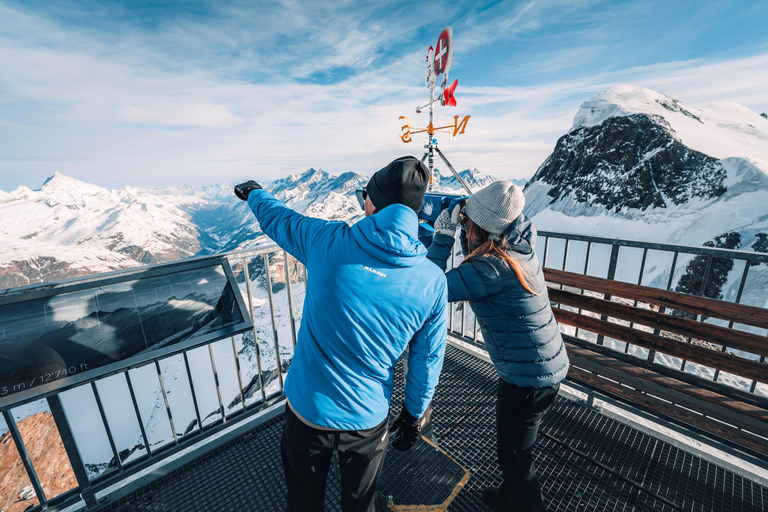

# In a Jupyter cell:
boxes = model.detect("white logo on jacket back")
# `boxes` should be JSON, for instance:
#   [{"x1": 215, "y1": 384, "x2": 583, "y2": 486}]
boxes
[{"x1": 364, "y1": 266, "x2": 387, "y2": 278}]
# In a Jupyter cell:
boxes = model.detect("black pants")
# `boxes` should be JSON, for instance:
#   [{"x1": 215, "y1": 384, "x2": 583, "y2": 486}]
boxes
[
  {"x1": 496, "y1": 379, "x2": 560, "y2": 512},
  {"x1": 280, "y1": 406, "x2": 389, "y2": 512}
]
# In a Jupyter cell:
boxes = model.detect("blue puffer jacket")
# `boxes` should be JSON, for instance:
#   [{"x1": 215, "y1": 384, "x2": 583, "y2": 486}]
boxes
[
  {"x1": 427, "y1": 214, "x2": 568, "y2": 388},
  {"x1": 248, "y1": 190, "x2": 448, "y2": 430}
]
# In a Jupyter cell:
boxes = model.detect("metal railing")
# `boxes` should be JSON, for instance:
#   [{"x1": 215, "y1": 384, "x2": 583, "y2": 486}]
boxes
[
  {"x1": 449, "y1": 230, "x2": 768, "y2": 399},
  {"x1": 3, "y1": 230, "x2": 767, "y2": 511},
  {"x1": 0, "y1": 244, "x2": 304, "y2": 512}
]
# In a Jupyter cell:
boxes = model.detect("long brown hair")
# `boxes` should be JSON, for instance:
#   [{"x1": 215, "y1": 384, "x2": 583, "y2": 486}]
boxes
[{"x1": 461, "y1": 222, "x2": 542, "y2": 295}]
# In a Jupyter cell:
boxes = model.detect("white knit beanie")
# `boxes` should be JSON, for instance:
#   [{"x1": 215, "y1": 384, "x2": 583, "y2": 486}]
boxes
[{"x1": 463, "y1": 180, "x2": 525, "y2": 236}]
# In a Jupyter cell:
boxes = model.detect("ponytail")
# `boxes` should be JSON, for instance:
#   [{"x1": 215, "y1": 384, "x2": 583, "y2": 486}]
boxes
[{"x1": 461, "y1": 223, "x2": 542, "y2": 296}]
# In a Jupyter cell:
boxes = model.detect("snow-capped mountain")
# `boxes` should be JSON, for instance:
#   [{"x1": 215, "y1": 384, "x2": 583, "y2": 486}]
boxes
[
  {"x1": 0, "y1": 166, "x2": 494, "y2": 289},
  {"x1": 524, "y1": 85, "x2": 768, "y2": 254}
]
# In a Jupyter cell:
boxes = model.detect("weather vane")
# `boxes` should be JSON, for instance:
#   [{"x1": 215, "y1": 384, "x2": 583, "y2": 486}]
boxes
[{"x1": 399, "y1": 26, "x2": 472, "y2": 193}]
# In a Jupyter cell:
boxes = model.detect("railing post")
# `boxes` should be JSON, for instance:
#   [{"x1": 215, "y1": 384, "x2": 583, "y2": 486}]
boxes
[
  {"x1": 263, "y1": 253, "x2": 285, "y2": 393},
  {"x1": 48, "y1": 395, "x2": 98, "y2": 509},
  {"x1": 596, "y1": 244, "x2": 620, "y2": 346},
  {"x1": 241, "y1": 257, "x2": 266, "y2": 404},
  {"x1": 284, "y1": 249, "x2": 299, "y2": 349}
]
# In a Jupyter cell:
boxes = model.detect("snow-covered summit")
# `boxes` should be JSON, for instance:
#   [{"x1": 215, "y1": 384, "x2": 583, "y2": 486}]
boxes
[
  {"x1": 573, "y1": 85, "x2": 768, "y2": 173},
  {"x1": 524, "y1": 85, "x2": 768, "y2": 258}
]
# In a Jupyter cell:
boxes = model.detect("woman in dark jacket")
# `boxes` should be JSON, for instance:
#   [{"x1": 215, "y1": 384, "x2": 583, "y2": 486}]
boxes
[{"x1": 427, "y1": 180, "x2": 569, "y2": 512}]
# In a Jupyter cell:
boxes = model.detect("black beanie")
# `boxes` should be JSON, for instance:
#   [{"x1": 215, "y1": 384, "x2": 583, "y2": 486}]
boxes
[{"x1": 366, "y1": 156, "x2": 429, "y2": 213}]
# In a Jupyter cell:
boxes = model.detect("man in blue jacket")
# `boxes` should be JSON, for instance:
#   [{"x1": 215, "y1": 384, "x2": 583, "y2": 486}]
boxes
[{"x1": 235, "y1": 156, "x2": 448, "y2": 512}]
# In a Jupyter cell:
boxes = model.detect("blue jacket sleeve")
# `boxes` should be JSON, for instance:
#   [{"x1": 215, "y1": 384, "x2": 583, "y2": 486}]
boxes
[
  {"x1": 403, "y1": 286, "x2": 448, "y2": 418},
  {"x1": 246, "y1": 189, "x2": 341, "y2": 265}
]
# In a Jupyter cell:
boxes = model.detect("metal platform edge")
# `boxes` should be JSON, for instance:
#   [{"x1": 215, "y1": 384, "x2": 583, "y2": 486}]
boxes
[{"x1": 59, "y1": 400, "x2": 287, "y2": 512}]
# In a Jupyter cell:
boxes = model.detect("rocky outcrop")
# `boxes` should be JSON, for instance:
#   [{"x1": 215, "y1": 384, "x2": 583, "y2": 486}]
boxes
[
  {"x1": 527, "y1": 114, "x2": 727, "y2": 213},
  {"x1": 0, "y1": 412, "x2": 78, "y2": 512}
]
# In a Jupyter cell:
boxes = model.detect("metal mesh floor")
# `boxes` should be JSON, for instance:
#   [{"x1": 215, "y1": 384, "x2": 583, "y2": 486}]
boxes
[{"x1": 94, "y1": 344, "x2": 767, "y2": 512}]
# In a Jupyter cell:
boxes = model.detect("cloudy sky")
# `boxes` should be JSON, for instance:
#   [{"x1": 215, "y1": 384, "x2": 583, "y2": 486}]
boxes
[{"x1": 1, "y1": 0, "x2": 767, "y2": 192}]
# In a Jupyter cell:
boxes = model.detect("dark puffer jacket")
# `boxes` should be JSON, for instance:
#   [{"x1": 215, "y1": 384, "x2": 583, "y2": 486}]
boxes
[{"x1": 427, "y1": 214, "x2": 569, "y2": 388}]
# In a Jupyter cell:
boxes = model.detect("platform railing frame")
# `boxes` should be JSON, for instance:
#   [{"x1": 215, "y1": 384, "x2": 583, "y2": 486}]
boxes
[{"x1": 0, "y1": 244, "x2": 303, "y2": 512}]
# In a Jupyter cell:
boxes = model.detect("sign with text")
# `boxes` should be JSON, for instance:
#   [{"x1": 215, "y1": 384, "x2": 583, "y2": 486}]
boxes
[{"x1": 0, "y1": 258, "x2": 251, "y2": 407}]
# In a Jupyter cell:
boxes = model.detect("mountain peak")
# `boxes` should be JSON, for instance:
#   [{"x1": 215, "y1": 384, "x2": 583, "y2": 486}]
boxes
[
  {"x1": 572, "y1": 86, "x2": 768, "y2": 173},
  {"x1": 40, "y1": 172, "x2": 109, "y2": 196}
]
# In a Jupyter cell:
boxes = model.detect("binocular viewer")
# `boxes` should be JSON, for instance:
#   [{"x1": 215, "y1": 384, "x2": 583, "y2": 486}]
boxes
[{"x1": 355, "y1": 190, "x2": 468, "y2": 248}]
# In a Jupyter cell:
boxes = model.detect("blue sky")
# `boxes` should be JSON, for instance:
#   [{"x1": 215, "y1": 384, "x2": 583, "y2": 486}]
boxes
[{"x1": 1, "y1": 0, "x2": 767, "y2": 191}]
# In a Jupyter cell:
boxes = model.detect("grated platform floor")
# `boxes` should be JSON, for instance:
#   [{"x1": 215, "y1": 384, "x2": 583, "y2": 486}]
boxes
[{"x1": 94, "y1": 344, "x2": 767, "y2": 512}]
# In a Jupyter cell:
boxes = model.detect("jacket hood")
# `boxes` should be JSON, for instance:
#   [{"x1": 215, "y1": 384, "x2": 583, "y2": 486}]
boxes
[
  {"x1": 351, "y1": 204, "x2": 427, "y2": 267},
  {"x1": 503, "y1": 214, "x2": 537, "y2": 255}
]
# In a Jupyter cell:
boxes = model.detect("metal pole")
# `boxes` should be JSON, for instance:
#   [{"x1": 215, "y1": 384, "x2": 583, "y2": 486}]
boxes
[
  {"x1": 208, "y1": 344, "x2": 226, "y2": 422},
  {"x1": 48, "y1": 395, "x2": 97, "y2": 509},
  {"x1": 154, "y1": 361, "x2": 179, "y2": 444},
  {"x1": 242, "y1": 257, "x2": 266, "y2": 404},
  {"x1": 182, "y1": 352, "x2": 204, "y2": 432},
  {"x1": 125, "y1": 371, "x2": 153, "y2": 454},
  {"x1": 263, "y1": 253, "x2": 285, "y2": 393},
  {"x1": 284, "y1": 249, "x2": 298, "y2": 348},
  {"x1": 231, "y1": 336, "x2": 247, "y2": 412},
  {"x1": 91, "y1": 382, "x2": 123, "y2": 471},
  {"x1": 596, "y1": 244, "x2": 620, "y2": 346}
]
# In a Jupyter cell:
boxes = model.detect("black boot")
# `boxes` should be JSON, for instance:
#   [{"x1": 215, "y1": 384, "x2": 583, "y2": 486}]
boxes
[{"x1": 481, "y1": 486, "x2": 510, "y2": 511}]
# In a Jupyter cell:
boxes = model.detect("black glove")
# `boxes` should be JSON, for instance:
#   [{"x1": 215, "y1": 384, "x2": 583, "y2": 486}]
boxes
[
  {"x1": 234, "y1": 180, "x2": 262, "y2": 201},
  {"x1": 389, "y1": 403, "x2": 421, "y2": 451}
]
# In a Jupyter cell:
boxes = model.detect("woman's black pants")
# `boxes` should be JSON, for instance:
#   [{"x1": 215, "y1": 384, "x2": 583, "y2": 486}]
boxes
[
  {"x1": 496, "y1": 379, "x2": 560, "y2": 512},
  {"x1": 280, "y1": 406, "x2": 389, "y2": 512}
]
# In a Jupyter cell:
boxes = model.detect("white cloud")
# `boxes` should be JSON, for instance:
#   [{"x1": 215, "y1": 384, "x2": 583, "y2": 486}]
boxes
[{"x1": 1, "y1": 1, "x2": 767, "y2": 192}]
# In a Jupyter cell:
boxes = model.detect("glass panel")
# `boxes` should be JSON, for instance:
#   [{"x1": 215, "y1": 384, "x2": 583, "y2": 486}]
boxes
[
  {"x1": 653, "y1": 353, "x2": 683, "y2": 370},
  {"x1": 60, "y1": 386, "x2": 115, "y2": 480},
  {"x1": 614, "y1": 247, "x2": 645, "y2": 284},
  {"x1": 715, "y1": 370, "x2": 753, "y2": 392},
  {"x1": 585, "y1": 243, "x2": 612, "y2": 278},
  {"x1": 639, "y1": 250, "x2": 676, "y2": 289},
  {"x1": 735, "y1": 262, "x2": 768, "y2": 309},
  {"x1": 127, "y1": 365, "x2": 173, "y2": 451},
  {"x1": 683, "y1": 362, "x2": 716, "y2": 381},
  {"x1": 266, "y1": 253, "x2": 297, "y2": 373},
  {"x1": 249, "y1": 254, "x2": 286, "y2": 398},
  {"x1": 0, "y1": 413, "x2": 41, "y2": 512},
  {"x1": 186, "y1": 346, "x2": 223, "y2": 427},
  {"x1": 564, "y1": 241, "x2": 589, "y2": 274},
  {"x1": 208, "y1": 339, "x2": 243, "y2": 417},
  {"x1": 534, "y1": 235, "x2": 546, "y2": 267},
  {"x1": 0, "y1": 263, "x2": 247, "y2": 405},
  {"x1": 233, "y1": 332, "x2": 263, "y2": 408},
  {"x1": 754, "y1": 382, "x2": 768, "y2": 400},
  {"x1": 157, "y1": 355, "x2": 200, "y2": 439},
  {"x1": 13, "y1": 397, "x2": 87, "y2": 500},
  {"x1": 94, "y1": 375, "x2": 147, "y2": 465},
  {"x1": 544, "y1": 238, "x2": 565, "y2": 270}
]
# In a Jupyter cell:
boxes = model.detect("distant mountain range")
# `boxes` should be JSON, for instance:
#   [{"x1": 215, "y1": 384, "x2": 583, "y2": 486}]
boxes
[
  {"x1": 2, "y1": 85, "x2": 767, "y2": 291},
  {"x1": 0, "y1": 167, "x2": 493, "y2": 288}
]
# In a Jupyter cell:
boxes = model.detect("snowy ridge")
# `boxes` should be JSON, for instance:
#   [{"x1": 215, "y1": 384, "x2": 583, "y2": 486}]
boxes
[
  {"x1": 1, "y1": 166, "x2": 498, "y2": 288},
  {"x1": 573, "y1": 85, "x2": 768, "y2": 174}
]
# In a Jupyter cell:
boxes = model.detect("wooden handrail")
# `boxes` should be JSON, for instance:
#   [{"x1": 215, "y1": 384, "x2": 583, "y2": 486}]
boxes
[
  {"x1": 553, "y1": 309, "x2": 768, "y2": 384},
  {"x1": 544, "y1": 268, "x2": 768, "y2": 330},
  {"x1": 548, "y1": 288, "x2": 768, "y2": 357}
]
